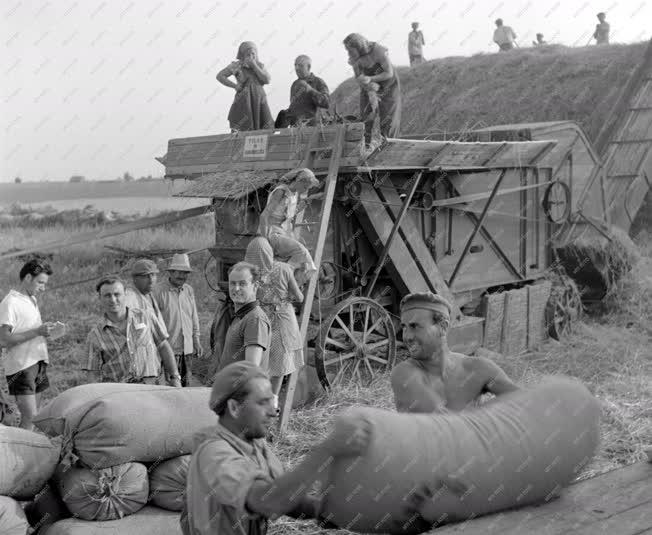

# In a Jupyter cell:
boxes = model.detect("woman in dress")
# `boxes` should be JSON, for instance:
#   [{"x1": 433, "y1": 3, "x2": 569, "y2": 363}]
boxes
[
  {"x1": 245, "y1": 237, "x2": 304, "y2": 405},
  {"x1": 216, "y1": 41, "x2": 274, "y2": 132}
]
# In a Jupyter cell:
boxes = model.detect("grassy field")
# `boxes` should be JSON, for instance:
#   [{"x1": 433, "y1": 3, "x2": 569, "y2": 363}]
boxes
[{"x1": 0, "y1": 212, "x2": 650, "y2": 533}]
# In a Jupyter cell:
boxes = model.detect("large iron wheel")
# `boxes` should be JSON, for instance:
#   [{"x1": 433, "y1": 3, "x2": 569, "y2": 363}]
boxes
[
  {"x1": 545, "y1": 274, "x2": 583, "y2": 340},
  {"x1": 314, "y1": 296, "x2": 396, "y2": 389}
]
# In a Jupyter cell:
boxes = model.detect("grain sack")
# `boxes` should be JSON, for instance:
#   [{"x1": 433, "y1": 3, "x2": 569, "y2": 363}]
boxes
[
  {"x1": 55, "y1": 462, "x2": 148, "y2": 521},
  {"x1": 320, "y1": 376, "x2": 600, "y2": 534},
  {"x1": 24, "y1": 481, "x2": 71, "y2": 532},
  {"x1": 148, "y1": 455, "x2": 190, "y2": 511},
  {"x1": 0, "y1": 424, "x2": 61, "y2": 499},
  {"x1": 40, "y1": 505, "x2": 181, "y2": 535},
  {"x1": 0, "y1": 495, "x2": 29, "y2": 535},
  {"x1": 33, "y1": 383, "x2": 216, "y2": 468}
]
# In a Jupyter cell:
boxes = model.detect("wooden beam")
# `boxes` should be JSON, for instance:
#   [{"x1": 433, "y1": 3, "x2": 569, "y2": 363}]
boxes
[
  {"x1": 0, "y1": 205, "x2": 212, "y2": 260},
  {"x1": 277, "y1": 125, "x2": 346, "y2": 434}
]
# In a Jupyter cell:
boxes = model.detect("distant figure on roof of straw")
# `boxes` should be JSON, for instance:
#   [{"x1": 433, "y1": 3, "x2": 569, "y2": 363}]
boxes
[
  {"x1": 257, "y1": 168, "x2": 320, "y2": 286},
  {"x1": 532, "y1": 33, "x2": 547, "y2": 46},
  {"x1": 408, "y1": 22, "x2": 426, "y2": 66},
  {"x1": 216, "y1": 41, "x2": 274, "y2": 132},
  {"x1": 344, "y1": 33, "x2": 401, "y2": 149},
  {"x1": 593, "y1": 12, "x2": 610, "y2": 45},
  {"x1": 493, "y1": 18, "x2": 517, "y2": 51},
  {"x1": 245, "y1": 237, "x2": 304, "y2": 406}
]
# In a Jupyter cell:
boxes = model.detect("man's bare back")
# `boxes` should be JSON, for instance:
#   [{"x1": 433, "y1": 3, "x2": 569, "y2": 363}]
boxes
[{"x1": 391, "y1": 352, "x2": 518, "y2": 413}]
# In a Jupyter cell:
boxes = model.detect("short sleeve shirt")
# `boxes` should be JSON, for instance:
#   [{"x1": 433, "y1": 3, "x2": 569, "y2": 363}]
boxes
[
  {"x1": 84, "y1": 307, "x2": 167, "y2": 382},
  {"x1": 181, "y1": 424, "x2": 284, "y2": 535},
  {"x1": 0, "y1": 290, "x2": 48, "y2": 375},
  {"x1": 219, "y1": 306, "x2": 271, "y2": 371}
]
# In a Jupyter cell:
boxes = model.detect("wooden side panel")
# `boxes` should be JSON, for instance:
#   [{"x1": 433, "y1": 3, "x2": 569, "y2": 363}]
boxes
[{"x1": 621, "y1": 108, "x2": 652, "y2": 140}]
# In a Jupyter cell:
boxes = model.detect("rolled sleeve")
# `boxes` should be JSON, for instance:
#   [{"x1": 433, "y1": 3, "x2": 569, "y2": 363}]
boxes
[
  {"x1": 243, "y1": 315, "x2": 270, "y2": 351},
  {"x1": 0, "y1": 299, "x2": 16, "y2": 330},
  {"x1": 149, "y1": 311, "x2": 169, "y2": 346}
]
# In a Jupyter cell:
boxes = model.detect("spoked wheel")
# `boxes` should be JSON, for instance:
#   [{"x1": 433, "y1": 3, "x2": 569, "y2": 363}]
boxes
[
  {"x1": 314, "y1": 296, "x2": 396, "y2": 389},
  {"x1": 545, "y1": 274, "x2": 583, "y2": 340}
]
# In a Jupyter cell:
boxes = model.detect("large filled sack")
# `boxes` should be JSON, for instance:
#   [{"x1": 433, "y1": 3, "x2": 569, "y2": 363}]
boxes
[
  {"x1": 55, "y1": 462, "x2": 149, "y2": 521},
  {"x1": 0, "y1": 495, "x2": 30, "y2": 535},
  {"x1": 0, "y1": 424, "x2": 61, "y2": 499},
  {"x1": 149, "y1": 455, "x2": 189, "y2": 511},
  {"x1": 320, "y1": 376, "x2": 600, "y2": 534},
  {"x1": 40, "y1": 505, "x2": 181, "y2": 535},
  {"x1": 33, "y1": 383, "x2": 216, "y2": 468}
]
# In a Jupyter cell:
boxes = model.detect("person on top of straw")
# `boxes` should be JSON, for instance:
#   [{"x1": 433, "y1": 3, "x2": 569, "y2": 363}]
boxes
[
  {"x1": 217, "y1": 41, "x2": 274, "y2": 132},
  {"x1": 593, "y1": 12, "x2": 610, "y2": 45},
  {"x1": 245, "y1": 237, "x2": 304, "y2": 409},
  {"x1": 85, "y1": 276, "x2": 182, "y2": 387},
  {"x1": 408, "y1": 22, "x2": 426, "y2": 66},
  {"x1": 257, "y1": 168, "x2": 320, "y2": 286},
  {"x1": 344, "y1": 33, "x2": 401, "y2": 149},
  {"x1": 0, "y1": 258, "x2": 61, "y2": 429},
  {"x1": 391, "y1": 292, "x2": 519, "y2": 413},
  {"x1": 181, "y1": 361, "x2": 371, "y2": 535},
  {"x1": 532, "y1": 33, "x2": 547, "y2": 46},
  {"x1": 218, "y1": 262, "x2": 271, "y2": 373},
  {"x1": 493, "y1": 18, "x2": 517, "y2": 51},
  {"x1": 153, "y1": 254, "x2": 203, "y2": 387}
]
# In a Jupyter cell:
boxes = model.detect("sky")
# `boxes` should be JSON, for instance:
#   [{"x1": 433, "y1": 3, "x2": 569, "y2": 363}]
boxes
[{"x1": 2, "y1": 0, "x2": 651, "y2": 182}]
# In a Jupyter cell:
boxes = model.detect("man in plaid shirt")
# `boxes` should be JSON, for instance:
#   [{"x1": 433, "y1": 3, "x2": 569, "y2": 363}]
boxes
[{"x1": 84, "y1": 276, "x2": 182, "y2": 386}]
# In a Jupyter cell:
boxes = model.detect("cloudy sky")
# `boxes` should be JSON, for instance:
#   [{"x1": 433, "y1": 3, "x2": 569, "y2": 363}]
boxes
[{"x1": 2, "y1": 0, "x2": 650, "y2": 182}]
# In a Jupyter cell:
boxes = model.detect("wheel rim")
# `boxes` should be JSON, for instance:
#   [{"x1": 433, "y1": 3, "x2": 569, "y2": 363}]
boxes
[
  {"x1": 315, "y1": 297, "x2": 396, "y2": 389},
  {"x1": 546, "y1": 277, "x2": 582, "y2": 340},
  {"x1": 317, "y1": 262, "x2": 339, "y2": 300}
]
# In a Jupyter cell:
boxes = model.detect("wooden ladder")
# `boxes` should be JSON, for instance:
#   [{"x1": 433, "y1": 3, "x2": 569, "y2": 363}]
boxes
[{"x1": 277, "y1": 125, "x2": 346, "y2": 434}]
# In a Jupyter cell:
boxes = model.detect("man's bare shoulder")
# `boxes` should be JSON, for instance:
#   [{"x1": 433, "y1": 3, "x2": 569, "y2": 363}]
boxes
[{"x1": 390, "y1": 359, "x2": 422, "y2": 385}]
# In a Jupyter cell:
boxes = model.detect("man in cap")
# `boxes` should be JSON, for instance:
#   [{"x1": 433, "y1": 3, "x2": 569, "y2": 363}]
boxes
[
  {"x1": 153, "y1": 253, "x2": 203, "y2": 387},
  {"x1": 219, "y1": 262, "x2": 271, "y2": 372},
  {"x1": 85, "y1": 276, "x2": 182, "y2": 386},
  {"x1": 258, "y1": 168, "x2": 320, "y2": 285},
  {"x1": 275, "y1": 55, "x2": 330, "y2": 128},
  {"x1": 493, "y1": 18, "x2": 517, "y2": 51},
  {"x1": 391, "y1": 292, "x2": 519, "y2": 413},
  {"x1": 181, "y1": 361, "x2": 371, "y2": 535},
  {"x1": 125, "y1": 258, "x2": 166, "y2": 327}
]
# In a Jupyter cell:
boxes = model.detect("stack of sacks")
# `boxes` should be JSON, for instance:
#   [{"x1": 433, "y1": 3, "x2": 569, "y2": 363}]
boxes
[
  {"x1": 27, "y1": 383, "x2": 215, "y2": 532},
  {"x1": 0, "y1": 424, "x2": 61, "y2": 534}
]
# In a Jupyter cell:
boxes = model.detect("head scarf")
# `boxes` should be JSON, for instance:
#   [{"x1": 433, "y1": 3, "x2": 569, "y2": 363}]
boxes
[
  {"x1": 343, "y1": 33, "x2": 370, "y2": 56},
  {"x1": 209, "y1": 361, "x2": 269, "y2": 413},
  {"x1": 237, "y1": 41, "x2": 258, "y2": 61},
  {"x1": 245, "y1": 237, "x2": 274, "y2": 276}
]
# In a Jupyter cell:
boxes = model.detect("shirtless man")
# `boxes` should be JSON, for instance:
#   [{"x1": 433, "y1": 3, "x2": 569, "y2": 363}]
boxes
[{"x1": 391, "y1": 292, "x2": 518, "y2": 413}]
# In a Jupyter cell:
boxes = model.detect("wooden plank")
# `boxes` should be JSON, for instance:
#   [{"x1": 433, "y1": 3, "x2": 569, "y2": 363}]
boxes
[
  {"x1": 435, "y1": 463, "x2": 652, "y2": 534},
  {"x1": 0, "y1": 205, "x2": 211, "y2": 260},
  {"x1": 358, "y1": 182, "x2": 432, "y2": 294},
  {"x1": 380, "y1": 181, "x2": 461, "y2": 320},
  {"x1": 278, "y1": 125, "x2": 346, "y2": 434}
]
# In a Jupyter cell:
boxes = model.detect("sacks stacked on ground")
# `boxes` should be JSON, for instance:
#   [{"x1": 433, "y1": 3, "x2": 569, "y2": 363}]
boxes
[
  {"x1": 33, "y1": 383, "x2": 216, "y2": 468},
  {"x1": 0, "y1": 495, "x2": 30, "y2": 535},
  {"x1": 27, "y1": 383, "x2": 212, "y2": 532},
  {"x1": 148, "y1": 455, "x2": 190, "y2": 511},
  {"x1": 319, "y1": 376, "x2": 600, "y2": 534}
]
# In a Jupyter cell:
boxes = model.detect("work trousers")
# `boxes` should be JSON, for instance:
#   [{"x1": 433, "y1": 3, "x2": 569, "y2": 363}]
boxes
[{"x1": 360, "y1": 79, "x2": 401, "y2": 144}]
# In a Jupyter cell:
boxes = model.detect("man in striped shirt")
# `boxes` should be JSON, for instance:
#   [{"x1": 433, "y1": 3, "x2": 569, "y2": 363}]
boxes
[{"x1": 84, "y1": 276, "x2": 182, "y2": 386}]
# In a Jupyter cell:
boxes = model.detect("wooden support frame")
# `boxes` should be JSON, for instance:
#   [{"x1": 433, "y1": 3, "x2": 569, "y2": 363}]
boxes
[{"x1": 277, "y1": 125, "x2": 346, "y2": 434}]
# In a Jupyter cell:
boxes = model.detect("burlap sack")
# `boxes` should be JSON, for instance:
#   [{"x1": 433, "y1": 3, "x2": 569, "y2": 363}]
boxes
[
  {"x1": 319, "y1": 376, "x2": 600, "y2": 533},
  {"x1": 0, "y1": 424, "x2": 61, "y2": 499},
  {"x1": 148, "y1": 455, "x2": 190, "y2": 512},
  {"x1": 40, "y1": 505, "x2": 181, "y2": 535},
  {"x1": 55, "y1": 462, "x2": 148, "y2": 521},
  {"x1": 33, "y1": 383, "x2": 216, "y2": 468},
  {"x1": 0, "y1": 495, "x2": 29, "y2": 535}
]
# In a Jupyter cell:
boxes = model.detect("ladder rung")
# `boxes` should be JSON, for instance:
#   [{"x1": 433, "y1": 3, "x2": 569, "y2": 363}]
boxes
[
  {"x1": 308, "y1": 146, "x2": 333, "y2": 152},
  {"x1": 608, "y1": 174, "x2": 639, "y2": 179},
  {"x1": 628, "y1": 106, "x2": 652, "y2": 112},
  {"x1": 610, "y1": 138, "x2": 652, "y2": 144}
]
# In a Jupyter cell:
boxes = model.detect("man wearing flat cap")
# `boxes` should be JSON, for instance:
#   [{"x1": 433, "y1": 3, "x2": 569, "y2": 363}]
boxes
[
  {"x1": 257, "y1": 168, "x2": 320, "y2": 285},
  {"x1": 391, "y1": 291, "x2": 519, "y2": 413},
  {"x1": 125, "y1": 258, "x2": 167, "y2": 328},
  {"x1": 153, "y1": 253, "x2": 203, "y2": 387},
  {"x1": 181, "y1": 361, "x2": 371, "y2": 535}
]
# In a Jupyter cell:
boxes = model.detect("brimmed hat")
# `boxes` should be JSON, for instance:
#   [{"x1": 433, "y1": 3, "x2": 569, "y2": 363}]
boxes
[
  {"x1": 167, "y1": 253, "x2": 193, "y2": 272},
  {"x1": 131, "y1": 258, "x2": 159, "y2": 276},
  {"x1": 209, "y1": 361, "x2": 269, "y2": 413},
  {"x1": 400, "y1": 291, "x2": 452, "y2": 320}
]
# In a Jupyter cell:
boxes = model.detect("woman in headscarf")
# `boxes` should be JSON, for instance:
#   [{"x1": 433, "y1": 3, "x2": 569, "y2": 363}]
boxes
[
  {"x1": 245, "y1": 237, "x2": 304, "y2": 404},
  {"x1": 257, "y1": 168, "x2": 320, "y2": 285},
  {"x1": 217, "y1": 41, "x2": 274, "y2": 132},
  {"x1": 343, "y1": 33, "x2": 401, "y2": 147}
]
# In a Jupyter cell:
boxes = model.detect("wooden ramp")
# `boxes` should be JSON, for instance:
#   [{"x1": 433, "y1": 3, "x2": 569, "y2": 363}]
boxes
[{"x1": 434, "y1": 462, "x2": 652, "y2": 534}]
